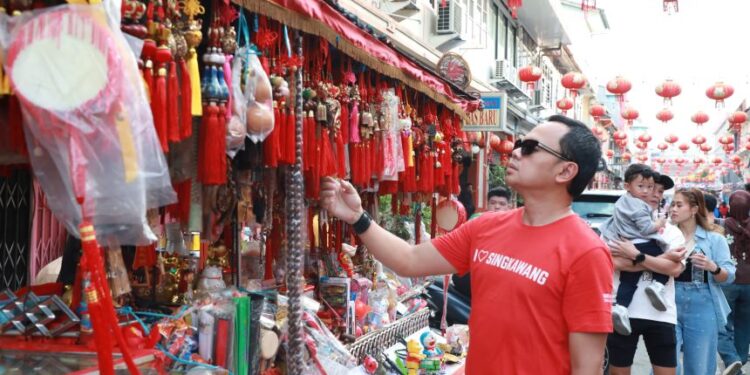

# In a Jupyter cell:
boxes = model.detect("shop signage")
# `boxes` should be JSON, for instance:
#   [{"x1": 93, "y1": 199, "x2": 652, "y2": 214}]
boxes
[{"x1": 463, "y1": 92, "x2": 507, "y2": 132}]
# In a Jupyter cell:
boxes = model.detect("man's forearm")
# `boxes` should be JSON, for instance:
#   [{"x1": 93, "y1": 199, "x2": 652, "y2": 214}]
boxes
[{"x1": 613, "y1": 253, "x2": 683, "y2": 277}]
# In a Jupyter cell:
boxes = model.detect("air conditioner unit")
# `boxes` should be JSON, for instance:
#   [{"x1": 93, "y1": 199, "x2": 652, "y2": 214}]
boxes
[
  {"x1": 493, "y1": 59, "x2": 518, "y2": 85},
  {"x1": 435, "y1": 0, "x2": 464, "y2": 35}
]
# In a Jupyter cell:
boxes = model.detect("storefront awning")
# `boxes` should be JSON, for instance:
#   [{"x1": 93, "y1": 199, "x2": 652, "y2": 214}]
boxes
[{"x1": 235, "y1": 0, "x2": 482, "y2": 117}]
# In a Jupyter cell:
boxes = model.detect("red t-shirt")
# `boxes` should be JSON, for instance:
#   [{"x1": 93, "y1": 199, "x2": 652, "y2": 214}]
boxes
[{"x1": 433, "y1": 208, "x2": 613, "y2": 374}]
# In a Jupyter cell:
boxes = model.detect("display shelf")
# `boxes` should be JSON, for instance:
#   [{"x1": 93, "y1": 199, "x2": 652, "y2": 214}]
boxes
[{"x1": 346, "y1": 307, "x2": 431, "y2": 361}]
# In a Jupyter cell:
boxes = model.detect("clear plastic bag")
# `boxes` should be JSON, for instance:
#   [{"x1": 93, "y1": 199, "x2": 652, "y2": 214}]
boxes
[
  {"x1": 0, "y1": 3, "x2": 175, "y2": 245},
  {"x1": 244, "y1": 51, "x2": 274, "y2": 143},
  {"x1": 226, "y1": 52, "x2": 248, "y2": 157}
]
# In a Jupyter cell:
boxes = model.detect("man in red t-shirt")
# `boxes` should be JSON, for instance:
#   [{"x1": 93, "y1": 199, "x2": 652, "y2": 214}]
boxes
[{"x1": 321, "y1": 115, "x2": 613, "y2": 374}]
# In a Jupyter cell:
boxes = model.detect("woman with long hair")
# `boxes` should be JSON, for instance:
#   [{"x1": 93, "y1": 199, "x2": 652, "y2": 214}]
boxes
[
  {"x1": 671, "y1": 188, "x2": 735, "y2": 375},
  {"x1": 718, "y1": 190, "x2": 750, "y2": 374}
]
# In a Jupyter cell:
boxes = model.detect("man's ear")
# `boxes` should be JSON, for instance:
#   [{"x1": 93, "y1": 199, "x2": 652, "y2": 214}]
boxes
[{"x1": 555, "y1": 162, "x2": 578, "y2": 185}]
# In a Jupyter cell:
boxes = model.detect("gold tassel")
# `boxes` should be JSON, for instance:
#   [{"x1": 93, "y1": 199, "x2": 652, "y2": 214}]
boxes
[{"x1": 186, "y1": 50, "x2": 202, "y2": 116}]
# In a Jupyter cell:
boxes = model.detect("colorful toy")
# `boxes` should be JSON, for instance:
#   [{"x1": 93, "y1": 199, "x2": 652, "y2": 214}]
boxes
[
  {"x1": 419, "y1": 331, "x2": 444, "y2": 373},
  {"x1": 405, "y1": 339, "x2": 426, "y2": 375}
]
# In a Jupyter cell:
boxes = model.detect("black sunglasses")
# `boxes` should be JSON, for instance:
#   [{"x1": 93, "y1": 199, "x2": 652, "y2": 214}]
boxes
[{"x1": 514, "y1": 139, "x2": 572, "y2": 162}]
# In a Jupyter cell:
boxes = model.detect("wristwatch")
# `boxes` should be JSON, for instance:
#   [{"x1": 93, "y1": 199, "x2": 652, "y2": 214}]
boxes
[
  {"x1": 352, "y1": 211, "x2": 372, "y2": 235},
  {"x1": 711, "y1": 265, "x2": 722, "y2": 275},
  {"x1": 632, "y1": 253, "x2": 646, "y2": 266}
]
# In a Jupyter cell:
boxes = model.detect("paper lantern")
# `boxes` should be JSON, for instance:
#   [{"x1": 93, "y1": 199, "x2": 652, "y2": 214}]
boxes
[
  {"x1": 613, "y1": 130, "x2": 627, "y2": 140},
  {"x1": 561, "y1": 72, "x2": 586, "y2": 98},
  {"x1": 556, "y1": 97, "x2": 574, "y2": 115},
  {"x1": 621, "y1": 106, "x2": 639, "y2": 126},
  {"x1": 728, "y1": 111, "x2": 748, "y2": 132},
  {"x1": 700, "y1": 143, "x2": 712, "y2": 154},
  {"x1": 719, "y1": 135, "x2": 735, "y2": 146},
  {"x1": 606, "y1": 149, "x2": 614, "y2": 159},
  {"x1": 656, "y1": 108, "x2": 673, "y2": 124},
  {"x1": 691, "y1": 135, "x2": 706, "y2": 146},
  {"x1": 656, "y1": 157, "x2": 666, "y2": 165},
  {"x1": 706, "y1": 82, "x2": 734, "y2": 108},
  {"x1": 691, "y1": 111, "x2": 709, "y2": 127},
  {"x1": 664, "y1": 134, "x2": 678, "y2": 145},
  {"x1": 636, "y1": 154, "x2": 648, "y2": 163},
  {"x1": 745, "y1": 143, "x2": 750, "y2": 152},
  {"x1": 712, "y1": 157, "x2": 723, "y2": 167},
  {"x1": 655, "y1": 79, "x2": 681, "y2": 105},
  {"x1": 638, "y1": 133, "x2": 652, "y2": 143},
  {"x1": 518, "y1": 65, "x2": 542, "y2": 91},
  {"x1": 606, "y1": 76, "x2": 631, "y2": 103},
  {"x1": 732, "y1": 154, "x2": 742, "y2": 165},
  {"x1": 622, "y1": 152, "x2": 632, "y2": 161},
  {"x1": 489, "y1": 134, "x2": 502, "y2": 153},
  {"x1": 724, "y1": 144, "x2": 735, "y2": 154},
  {"x1": 657, "y1": 143, "x2": 668, "y2": 151},
  {"x1": 678, "y1": 143, "x2": 689, "y2": 153},
  {"x1": 499, "y1": 139, "x2": 515, "y2": 155},
  {"x1": 664, "y1": 0, "x2": 678, "y2": 13},
  {"x1": 590, "y1": 104, "x2": 606, "y2": 122},
  {"x1": 636, "y1": 142, "x2": 648, "y2": 150}
]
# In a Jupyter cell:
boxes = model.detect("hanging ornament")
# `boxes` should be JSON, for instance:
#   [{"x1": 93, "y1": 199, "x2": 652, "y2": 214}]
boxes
[
  {"x1": 508, "y1": 0, "x2": 522, "y2": 19},
  {"x1": 693, "y1": 157, "x2": 704, "y2": 166},
  {"x1": 732, "y1": 154, "x2": 742, "y2": 165},
  {"x1": 691, "y1": 135, "x2": 706, "y2": 146},
  {"x1": 656, "y1": 108, "x2": 673, "y2": 124},
  {"x1": 706, "y1": 82, "x2": 734, "y2": 108},
  {"x1": 606, "y1": 149, "x2": 614, "y2": 159},
  {"x1": 636, "y1": 142, "x2": 648, "y2": 151},
  {"x1": 728, "y1": 111, "x2": 748, "y2": 133},
  {"x1": 724, "y1": 143, "x2": 736, "y2": 154},
  {"x1": 621, "y1": 152, "x2": 632, "y2": 162},
  {"x1": 678, "y1": 143, "x2": 689, "y2": 153},
  {"x1": 637, "y1": 133, "x2": 652, "y2": 144},
  {"x1": 657, "y1": 143, "x2": 668, "y2": 151},
  {"x1": 613, "y1": 130, "x2": 628, "y2": 142},
  {"x1": 589, "y1": 104, "x2": 606, "y2": 122},
  {"x1": 636, "y1": 154, "x2": 648, "y2": 163},
  {"x1": 663, "y1": 0, "x2": 678, "y2": 13},
  {"x1": 581, "y1": 0, "x2": 596, "y2": 13},
  {"x1": 606, "y1": 76, "x2": 631, "y2": 103},
  {"x1": 712, "y1": 157, "x2": 723, "y2": 167},
  {"x1": 664, "y1": 134, "x2": 678, "y2": 146},
  {"x1": 656, "y1": 157, "x2": 666, "y2": 165},
  {"x1": 561, "y1": 72, "x2": 586, "y2": 98},
  {"x1": 489, "y1": 134, "x2": 503, "y2": 153},
  {"x1": 499, "y1": 139, "x2": 515, "y2": 155},
  {"x1": 620, "y1": 105, "x2": 639, "y2": 126},
  {"x1": 745, "y1": 143, "x2": 750, "y2": 152},
  {"x1": 591, "y1": 126, "x2": 604, "y2": 138},
  {"x1": 700, "y1": 143, "x2": 712, "y2": 154},
  {"x1": 518, "y1": 65, "x2": 542, "y2": 91},
  {"x1": 655, "y1": 79, "x2": 681, "y2": 106},
  {"x1": 556, "y1": 97, "x2": 574, "y2": 115},
  {"x1": 691, "y1": 111, "x2": 709, "y2": 127},
  {"x1": 719, "y1": 135, "x2": 735, "y2": 146}
]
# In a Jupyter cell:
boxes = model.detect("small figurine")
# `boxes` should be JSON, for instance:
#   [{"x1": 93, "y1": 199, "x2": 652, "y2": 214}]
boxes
[
  {"x1": 363, "y1": 355, "x2": 379, "y2": 374},
  {"x1": 420, "y1": 332, "x2": 444, "y2": 374},
  {"x1": 405, "y1": 339, "x2": 426, "y2": 375}
]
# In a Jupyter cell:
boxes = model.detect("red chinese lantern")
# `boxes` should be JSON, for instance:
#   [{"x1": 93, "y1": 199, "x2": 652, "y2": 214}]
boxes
[
  {"x1": 613, "y1": 130, "x2": 627, "y2": 141},
  {"x1": 678, "y1": 143, "x2": 689, "y2": 153},
  {"x1": 622, "y1": 152, "x2": 632, "y2": 162},
  {"x1": 591, "y1": 126, "x2": 604, "y2": 138},
  {"x1": 728, "y1": 111, "x2": 748, "y2": 132},
  {"x1": 635, "y1": 142, "x2": 648, "y2": 150},
  {"x1": 657, "y1": 143, "x2": 668, "y2": 151},
  {"x1": 621, "y1": 106, "x2": 639, "y2": 126},
  {"x1": 700, "y1": 144, "x2": 712, "y2": 154},
  {"x1": 745, "y1": 143, "x2": 750, "y2": 152},
  {"x1": 499, "y1": 139, "x2": 515, "y2": 155},
  {"x1": 675, "y1": 157, "x2": 686, "y2": 165},
  {"x1": 489, "y1": 134, "x2": 502, "y2": 153},
  {"x1": 638, "y1": 133, "x2": 652, "y2": 143},
  {"x1": 691, "y1": 135, "x2": 706, "y2": 146},
  {"x1": 636, "y1": 154, "x2": 648, "y2": 163},
  {"x1": 508, "y1": 0, "x2": 522, "y2": 18},
  {"x1": 664, "y1": 134, "x2": 678, "y2": 145},
  {"x1": 590, "y1": 104, "x2": 606, "y2": 122},
  {"x1": 655, "y1": 79, "x2": 681, "y2": 105},
  {"x1": 656, "y1": 157, "x2": 666, "y2": 165},
  {"x1": 606, "y1": 149, "x2": 614, "y2": 159},
  {"x1": 664, "y1": 0, "x2": 678, "y2": 13},
  {"x1": 706, "y1": 82, "x2": 734, "y2": 108},
  {"x1": 600, "y1": 118, "x2": 613, "y2": 128},
  {"x1": 606, "y1": 76, "x2": 632, "y2": 103},
  {"x1": 556, "y1": 97, "x2": 574, "y2": 115},
  {"x1": 561, "y1": 72, "x2": 587, "y2": 98},
  {"x1": 616, "y1": 139, "x2": 628, "y2": 149},
  {"x1": 691, "y1": 111, "x2": 709, "y2": 127},
  {"x1": 719, "y1": 135, "x2": 735, "y2": 146},
  {"x1": 693, "y1": 157, "x2": 704, "y2": 166},
  {"x1": 725, "y1": 144, "x2": 735, "y2": 154},
  {"x1": 656, "y1": 108, "x2": 673, "y2": 124},
  {"x1": 732, "y1": 154, "x2": 742, "y2": 165},
  {"x1": 518, "y1": 65, "x2": 542, "y2": 91},
  {"x1": 712, "y1": 157, "x2": 723, "y2": 167}
]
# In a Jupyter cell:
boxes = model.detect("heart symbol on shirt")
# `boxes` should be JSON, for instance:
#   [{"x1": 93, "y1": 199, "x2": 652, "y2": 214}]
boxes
[{"x1": 476, "y1": 250, "x2": 489, "y2": 263}]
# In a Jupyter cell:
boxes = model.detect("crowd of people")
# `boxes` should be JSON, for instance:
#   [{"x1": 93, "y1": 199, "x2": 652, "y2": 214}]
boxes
[{"x1": 320, "y1": 115, "x2": 750, "y2": 374}]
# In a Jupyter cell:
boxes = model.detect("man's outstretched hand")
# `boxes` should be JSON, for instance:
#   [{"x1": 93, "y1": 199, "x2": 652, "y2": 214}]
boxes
[{"x1": 320, "y1": 177, "x2": 364, "y2": 224}]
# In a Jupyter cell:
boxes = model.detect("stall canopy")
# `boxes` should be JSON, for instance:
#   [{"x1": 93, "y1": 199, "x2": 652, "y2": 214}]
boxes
[{"x1": 236, "y1": 0, "x2": 482, "y2": 117}]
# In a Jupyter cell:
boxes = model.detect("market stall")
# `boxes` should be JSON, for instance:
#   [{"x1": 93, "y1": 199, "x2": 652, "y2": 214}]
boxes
[{"x1": 0, "y1": 0, "x2": 480, "y2": 373}]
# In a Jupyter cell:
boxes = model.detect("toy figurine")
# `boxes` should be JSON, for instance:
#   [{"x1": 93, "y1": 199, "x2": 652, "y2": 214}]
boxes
[
  {"x1": 420, "y1": 332, "x2": 444, "y2": 374},
  {"x1": 405, "y1": 339, "x2": 426, "y2": 375},
  {"x1": 363, "y1": 355, "x2": 379, "y2": 374}
]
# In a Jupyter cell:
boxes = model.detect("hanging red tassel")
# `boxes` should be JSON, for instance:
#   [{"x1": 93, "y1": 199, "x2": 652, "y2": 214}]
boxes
[
  {"x1": 320, "y1": 128, "x2": 338, "y2": 177},
  {"x1": 303, "y1": 112, "x2": 314, "y2": 172},
  {"x1": 199, "y1": 103, "x2": 227, "y2": 185},
  {"x1": 339, "y1": 102, "x2": 349, "y2": 145},
  {"x1": 263, "y1": 102, "x2": 281, "y2": 167},
  {"x1": 335, "y1": 131, "x2": 346, "y2": 177},
  {"x1": 152, "y1": 70, "x2": 168, "y2": 152},
  {"x1": 179, "y1": 60, "x2": 193, "y2": 140},
  {"x1": 374, "y1": 134, "x2": 384, "y2": 180},
  {"x1": 167, "y1": 62, "x2": 180, "y2": 143},
  {"x1": 8, "y1": 96, "x2": 27, "y2": 156},
  {"x1": 277, "y1": 105, "x2": 288, "y2": 164},
  {"x1": 141, "y1": 40, "x2": 157, "y2": 100}
]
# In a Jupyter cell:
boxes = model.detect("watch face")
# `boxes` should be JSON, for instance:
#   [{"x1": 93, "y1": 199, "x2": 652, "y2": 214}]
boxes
[{"x1": 437, "y1": 53, "x2": 472, "y2": 90}]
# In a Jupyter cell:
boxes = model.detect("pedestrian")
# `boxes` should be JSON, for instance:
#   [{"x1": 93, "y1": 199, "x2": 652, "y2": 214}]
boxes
[
  {"x1": 600, "y1": 164, "x2": 669, "y2": 335},
  {"x1": 320, "y1": 115, "x2": 613, "y2": 373},
  {"x1": 671, "y1": 188, "x2": 735, "y2": 375},
  {"x1": 606, "y1": 173, "x2": 686, "y2": 375},
  {"x1": 720, "y1": 202, "x2": 730, "y2": 219},
  {"x1": 718, "y1": 190, "x2": 750, "y2": 375},
  {"x1": 704, "y1": 193, "x2": 725, "y2": 227}
]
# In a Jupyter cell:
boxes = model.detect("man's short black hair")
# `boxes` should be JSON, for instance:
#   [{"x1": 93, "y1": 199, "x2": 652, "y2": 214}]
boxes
[
  {"x1": 623, "y1": 163, "x2": 654, "y2": 183},
  {"x1": 703, "y1": 193, "x2": 718, "y2": 212},
  {"x1": 548, "y1": 115, "x2": 602, "y2": 198},
  {"x1": 744, "y1": 182, "x2": 750, "y2": 192},
  {"x1": 488, "y1": 187, "x2": 511, "y2": 201},
  {"x1": 653, "y1": 173, "x2": 675, "y2": 190}
]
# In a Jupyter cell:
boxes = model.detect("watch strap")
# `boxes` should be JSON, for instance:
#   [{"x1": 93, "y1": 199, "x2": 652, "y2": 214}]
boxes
[
  {"x1": 711, "y1": 265, "x2": 722, "y2": 275},
  {"x1": 352, "y1": 211, "x2": 372, "y2": 235},
  {"x1": 632, "y1": 253, "x2": 646, "y2": 266}
]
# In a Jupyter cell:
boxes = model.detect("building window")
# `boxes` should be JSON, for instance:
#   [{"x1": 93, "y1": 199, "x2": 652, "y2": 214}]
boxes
[
  {"x1": 490, "y1": 3, "x2": 498, "y2": 59},
  {"x1": 509, "y1": 25, "x2": 517, "y2": 67}
]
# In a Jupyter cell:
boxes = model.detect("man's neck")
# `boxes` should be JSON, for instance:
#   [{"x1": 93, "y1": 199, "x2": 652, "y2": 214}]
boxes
[{"x1": 520, "y1": 190, "x2": 573, "y2": 226}]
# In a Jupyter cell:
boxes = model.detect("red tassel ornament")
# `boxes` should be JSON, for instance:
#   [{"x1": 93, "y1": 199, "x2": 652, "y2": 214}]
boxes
[
  {"x1": 152, "y1": 46, "x2": 172, "y2": 152},
  {"x1": 179, "y1": 60, "x2": 193, "y2": 140},
  {"x1": 167, "y1": 62, "x2": 180, "y2": 143},
  {"x1": 320, "y1": 128, "x2": 338, "y2": 177},
  {"x1": 335, "y1": 131, "x2": 346, "y2": 177},
  {"x1": 263, "y1": 102, "x2": 280, "y2": 167},
  {"x1": 285, "y1": 109, "x2": 296, "y2": 164},
  {"x1": 199, "y1": 103, "x2": 227, "y2": 185}
]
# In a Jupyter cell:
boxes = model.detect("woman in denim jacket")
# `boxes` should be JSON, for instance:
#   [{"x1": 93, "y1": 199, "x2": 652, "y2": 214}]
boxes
[{"x1": 671, "y1": 188, "x2": 736, "y2": 375}]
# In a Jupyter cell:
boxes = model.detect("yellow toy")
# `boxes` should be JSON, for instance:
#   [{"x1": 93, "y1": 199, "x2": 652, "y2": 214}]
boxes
[{"x1": 406, "y1": 339, "x2": 426, "y2": 375}]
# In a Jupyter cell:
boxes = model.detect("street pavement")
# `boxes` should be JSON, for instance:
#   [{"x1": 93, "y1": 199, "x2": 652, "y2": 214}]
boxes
[{"x1": 631, "y1": 337, "x2": 749, "y2": 374}]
